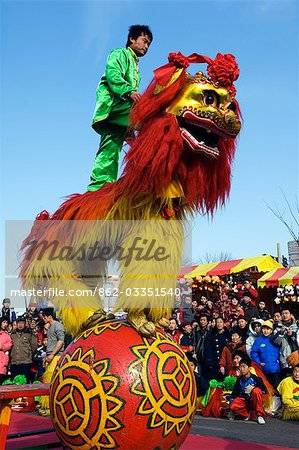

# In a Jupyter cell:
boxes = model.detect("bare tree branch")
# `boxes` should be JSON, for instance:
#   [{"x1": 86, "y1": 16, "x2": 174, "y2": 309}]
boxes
[
  {"x1": 267, "y1": 193, "x2": 299, "y2": 246},
  {"x1": 198, "y1": 252, "x2": 233, "y2": 264}
]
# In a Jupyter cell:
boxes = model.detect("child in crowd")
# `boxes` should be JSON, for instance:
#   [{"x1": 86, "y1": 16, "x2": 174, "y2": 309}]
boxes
[
  {"x1": 277, "y1": 364, "x2": 299, "y2": 420},
  {"x1": 251, "y1": 320, "x2": 281, "y2": 388},
  {"x1": 228, "y1": 358, "x2": 267, "y2": 424}
]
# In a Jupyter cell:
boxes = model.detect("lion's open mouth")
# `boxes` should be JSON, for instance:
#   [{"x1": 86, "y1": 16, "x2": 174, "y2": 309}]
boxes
[{"x1": 177, "y1": 115, "x2": 221, "y2": 159}]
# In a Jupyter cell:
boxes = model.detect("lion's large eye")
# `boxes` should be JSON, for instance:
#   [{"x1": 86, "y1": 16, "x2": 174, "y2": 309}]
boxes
[
  {"x1": 227, "y1": 102, "x2": 237, "y2": 112},
  {"x1": 203, "y1": 90, "x2": 219, "y2": 107}
]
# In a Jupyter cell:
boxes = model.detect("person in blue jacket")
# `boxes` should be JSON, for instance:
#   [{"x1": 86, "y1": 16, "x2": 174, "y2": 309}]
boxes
[{"x1": 251, "y1": 320, "x2": 281, "y2": 388}]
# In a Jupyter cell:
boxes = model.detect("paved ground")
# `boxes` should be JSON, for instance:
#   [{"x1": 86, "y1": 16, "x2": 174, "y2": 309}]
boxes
[{"x1": 191, "y1": 415, "x2": 298, "y2": 449}]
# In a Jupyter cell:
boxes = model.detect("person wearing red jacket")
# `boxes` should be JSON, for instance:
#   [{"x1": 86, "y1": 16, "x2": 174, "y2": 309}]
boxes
[
  {"x1": 219, "y1": 330, "x2": 246, "y2": 376},
  {"x1": 237, "y1": 280, "x2": 258, "y2": 300},
  {"x1": 0, "y1": 318, "x2": 13, "y2": 384}
]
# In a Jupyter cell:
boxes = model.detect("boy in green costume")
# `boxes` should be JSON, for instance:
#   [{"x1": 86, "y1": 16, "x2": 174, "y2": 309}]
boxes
[{"x1": 88, "y1": 25, "x2": 153, "y2": 191}]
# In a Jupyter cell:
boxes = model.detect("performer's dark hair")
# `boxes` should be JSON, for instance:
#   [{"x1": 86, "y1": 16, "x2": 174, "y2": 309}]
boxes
[
  {"x1": 126, "y1": 25, "x2": 153, "y2": 47},
  {"x1": 42, "y1": 307, "x2": 56, "y2": 319},
  {"x1": 239, "y1": 357, "x2": 251, "y2": 367}
]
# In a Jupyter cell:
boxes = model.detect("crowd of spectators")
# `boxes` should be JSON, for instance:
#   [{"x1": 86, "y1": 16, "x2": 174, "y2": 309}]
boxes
[
  {"x1": 1, "y1": 277, "x2": 298, "y2": 423},
  {"x1": 165, "y1": 279, "x2": 299, "y2": 422},
  {"x1": 0, "y1": 298, "x2": 65, "y2": 385}
]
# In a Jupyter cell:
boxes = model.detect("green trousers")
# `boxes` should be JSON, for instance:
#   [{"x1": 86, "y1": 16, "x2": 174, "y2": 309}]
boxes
[{"x1": 87, "y1": 124, "x2": 127, "y2": 192}]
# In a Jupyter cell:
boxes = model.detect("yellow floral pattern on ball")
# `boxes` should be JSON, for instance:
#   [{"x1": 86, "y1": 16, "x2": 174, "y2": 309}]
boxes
[
  {"x1": 129, "y1": 332, "x2": 196, "y2": 437},
  {"x1": 50, "y1": 347, "x2": 124, "y2": 449}
]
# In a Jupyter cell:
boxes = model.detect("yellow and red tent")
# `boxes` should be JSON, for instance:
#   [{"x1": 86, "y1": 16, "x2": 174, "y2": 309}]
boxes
[
  {"x1": 258, "y1": 267, "x2": 299, "y2": 288},
  {"x1": 184, "y1": 255, "x2": 282, "y2": 278},
  {"x1": 178, "y1": 265, "x2": 197, "y2": 278}
]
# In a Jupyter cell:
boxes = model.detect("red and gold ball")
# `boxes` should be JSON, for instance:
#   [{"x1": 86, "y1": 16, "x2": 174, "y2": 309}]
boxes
[{"x1": 50, "y1": 320, "x2": 196, "y2": 450}]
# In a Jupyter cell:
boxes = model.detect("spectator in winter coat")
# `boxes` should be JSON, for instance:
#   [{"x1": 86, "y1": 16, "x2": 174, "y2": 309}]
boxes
[
  {"x1": 1, "y1": 298, "x2": 16, "y2": 323},
  {"x1": 246, "y1": 319, "x2": 263, "y2": 356},
  {"x1": 10, "y1": 317, "x2": 38, "y2": 381},
  {"x1": 203, "y1": 300, "x2": 214, "y2": 320},
  {"x1": 220, "y1": 330, "x2": 246, "y2": 376},
  {"x1": 179, "y1": 296, "x2": 196, "y2": 324},
  {"x1": 0, "y1": 318, "x2": 13, "y2": 384},
  {"x1": 188, "y1": 357, "x2": 209, "y2": 398},
  {"x1": 241, "y1": 293, "x2": 259, "y2": 323},
  {"x1": 228, "y1": 358, "x2": 267, "y2": 424},
  {"x1": 179, "y1": 321, "x2": 194, "y2": 360},
  {"x1": 25, "y1": 302, "x2": 40, "y2": 323},
  {"x1": 277, "y1": 364, "x2": 299, "y2": 420},
  {"x1": 233, "y1": 316, "x2": 249, "y2": 343},
  {"x1": 193, "y1": 315, "x2": 210, "y2": 372},
  {"x1": 251, "y1": 320, "x2": 281, "y2": 388},
  {"x1": 224, "y1": 296, "x2": 244, "y2": 326},
  {"x1": 257, "y1": 301, "x2": 271, "y2": 321},
  {"x1": 202, "y1": 317, "x2": 229, "y2": 382},
  {"x1": 271, "y1": 308, "x2": 298, "y2": 377},
  {"x1": 273, "y1": 311, "x2": 282, "y2": 330}
]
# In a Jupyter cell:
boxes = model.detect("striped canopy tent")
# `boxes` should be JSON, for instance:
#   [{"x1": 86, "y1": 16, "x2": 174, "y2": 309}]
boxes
[
  {"x1": 178, "y1": 265, "x2": 197, "y2": 278},
  {"x1": 184, "y1": 255, "x2": 282, "y2": 278},
  {"x1": 258, "y1": 267, "x2": 299, "y2": 288}
]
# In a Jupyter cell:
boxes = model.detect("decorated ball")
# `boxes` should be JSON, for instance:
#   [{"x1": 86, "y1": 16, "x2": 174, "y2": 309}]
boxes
[{"x1": 50, "y1": 320, "x2": 196, "y2": 450}]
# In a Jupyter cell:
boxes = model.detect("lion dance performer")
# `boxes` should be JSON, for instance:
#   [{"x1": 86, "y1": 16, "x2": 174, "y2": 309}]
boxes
[{"x1": 20, "y1": 51, "x2": 242, "y2": 449}]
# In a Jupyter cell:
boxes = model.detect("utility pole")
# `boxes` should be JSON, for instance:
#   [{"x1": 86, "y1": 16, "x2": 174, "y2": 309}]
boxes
[{"x1": 277, "y1": 243, "x2": 282, "y2": 265}]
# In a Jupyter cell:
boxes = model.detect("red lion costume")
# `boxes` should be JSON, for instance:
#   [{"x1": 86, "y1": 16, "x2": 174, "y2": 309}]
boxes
[{"x1": 20, "y1": 52, "x2": 242, "y2": 338}]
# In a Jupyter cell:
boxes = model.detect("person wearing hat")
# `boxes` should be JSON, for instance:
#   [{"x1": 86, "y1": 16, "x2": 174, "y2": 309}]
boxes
[
  {"x1": 246, "y1": 318, "x2": 263, "y2": 357},
  {"x1": 251, "y1": 320, "x2": 281, "y2": 388},
  {"x1": 26, "y1": 301, "x2": 40, "y2": 322},
  {"x1": 10, "y1": 316, "x2": 38, "y2": 381},
  {"x1": 1, "y1": 298, "x2": 16, "y2": 323}
]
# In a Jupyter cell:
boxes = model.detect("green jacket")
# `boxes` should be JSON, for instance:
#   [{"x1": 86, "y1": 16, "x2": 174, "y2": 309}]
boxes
[{"x1": 92, "y1": 47, "x2": 140, "y2": 133}]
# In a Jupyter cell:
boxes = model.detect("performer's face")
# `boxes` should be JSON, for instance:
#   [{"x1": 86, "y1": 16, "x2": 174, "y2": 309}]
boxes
[{"x1": 129, "y1": 33, "x2": 151, "y2": 57}]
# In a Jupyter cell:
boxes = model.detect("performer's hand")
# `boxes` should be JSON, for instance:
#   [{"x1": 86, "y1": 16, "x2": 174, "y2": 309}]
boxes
[
  {"x1": 130, "y1": 92, "x2": 142, "y2": 103},
  {"x1": 45, "y1": 354, "x2": 54, "y2": 364},
  {"x1": 220, "y1": 366, "x2": 225, "y2": 375}
]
